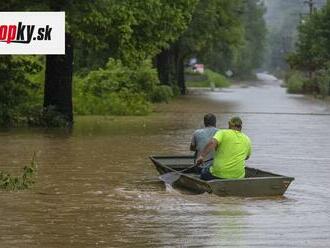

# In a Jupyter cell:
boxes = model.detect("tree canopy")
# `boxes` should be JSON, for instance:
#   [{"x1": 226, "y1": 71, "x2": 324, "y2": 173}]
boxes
[
  {"x1": 287, "y1": 1, "x2": 330, "y2": 95},
  {"x1": 288, "y1": 3, "x2": 330, "y2": 73},
  {"x1": 202, "y1": 0, "x2": 267, "y2": 78},
  {"x1": 0, "y1": 0, "x2": 270, "y2": 126}
]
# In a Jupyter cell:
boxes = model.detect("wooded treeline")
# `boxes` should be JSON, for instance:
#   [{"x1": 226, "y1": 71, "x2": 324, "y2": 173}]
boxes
[
  {"x1": 287, "y1": 0, "x2": 330, "y2": 96},
  {"x1": 0, "y1": 0, "x2": 266, "y2": 127},
  {"x1": 263, "y1": 0, "x2": 325, "y2": 74}
]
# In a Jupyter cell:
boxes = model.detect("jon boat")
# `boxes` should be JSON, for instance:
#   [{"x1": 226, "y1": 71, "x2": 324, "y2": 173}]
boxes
[{"x1": 150, "y1": 155, "x2": 294, "y2": 197}]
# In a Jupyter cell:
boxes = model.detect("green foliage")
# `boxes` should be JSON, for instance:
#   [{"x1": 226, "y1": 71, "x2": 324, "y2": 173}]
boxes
[
  {"x1": 74, "y1": 0, "x2": 198, "y2": 71},
  {"x1": 75, "y1": 91, "x2": 150, "y2": 116},
  {"x1": 180, "y1": 0, "x2": 243, "y2": 58},
  {"x1": 74, "y1": 59, "x2": 172, "y2": 115},
  {"x1": 155, "y1": 0, "x2": 245, "y2": 91},
  {"x1": 263, "y1": 0, "x2": 304, "y2": 71},
  {"x1": 0, "y1": 154, "x2": 37, "y2": 191},
  {"x1": 193, "y1": 0, "x2": 266, "y2": 79},
  {"x1": 286, "y1": 70, "x2": 306, "y2": 94},
  {"x1": 235, "y1": 1, "x2": 267, "y2": 77},
  {"x1": 0, "y1": 0, "x2": 197, "y2": 127},
  {"x1": 287, "y1": 13, "x2": 326, "y2": 73},
  {"x1": 116, "y1": 0, "x2": 198, "y2": 65},
  {"x1": 0, "y1": 56, "x2": 43, "y2": 127},
  {"x1": 187, "y1": 69, "x2": 231, "y2": 88},
  {"x1": 316, "y1": 65, "x2": 330, "y2": 97},
  {"x1": 150, "y1": 85, "x2": 174, "y2": 103},
  {"x1": 205, "y1": 69, "x2": 231, "y2": 87},
  {"x1": 287, "y1": 2, "x2": 330, "y2": 96}
]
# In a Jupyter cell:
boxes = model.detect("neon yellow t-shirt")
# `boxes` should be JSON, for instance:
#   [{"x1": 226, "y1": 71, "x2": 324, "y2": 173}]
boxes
[{"x1": 210, "y1": 129, "x2": 252, "y2": 179}]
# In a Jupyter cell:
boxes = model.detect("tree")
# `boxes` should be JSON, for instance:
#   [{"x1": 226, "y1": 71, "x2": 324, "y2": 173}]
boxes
[
  {"x1": 1, "y1": 0, "x2": 198, "y2": 126},
  {"x1": 287, "y1": 1, "x2": 330, "y2": 94},
  {"x1": 233, "y1": 0, "x2": 267, "y2": 77},
  {"x1": 263, "y1": 0, "x2": 326, "y2": 72},
  {"x1": 156, "y1": 0, "x2": 244, "y2": 94},
  {"x1": 1, "y1": 0, "x2": 113, "y2": 126},
  {"x1": 0, "y1": 2, "x2": 43, "y2": 126},
  {"x1": 0, "y1": 56, "x2": 41, "y2": 126},
  {"x1": 43, "y1": 0, "x2": 115, "y2": 126},
  {"x1": 74, "y1": 0, "x2": 198, "y2": 71},
  {"x1": 288, "y1": 9, "x2": 329, "y2": 75},
  {"x1": 201, "y1": 0, "x2": 267, "y2": 79}
]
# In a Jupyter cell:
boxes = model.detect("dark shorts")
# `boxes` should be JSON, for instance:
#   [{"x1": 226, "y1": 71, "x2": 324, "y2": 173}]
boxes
[{"x1": 200, "y1": 165, "x2": 222, "y2": 181}]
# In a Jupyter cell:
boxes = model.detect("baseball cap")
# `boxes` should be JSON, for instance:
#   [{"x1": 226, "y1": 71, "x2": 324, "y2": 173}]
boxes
[{"x1": 229, "y1": 116, "x2": 242, "y2": 127}]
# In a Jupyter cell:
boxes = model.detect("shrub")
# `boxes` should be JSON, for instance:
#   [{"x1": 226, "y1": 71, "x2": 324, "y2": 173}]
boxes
[
  {"x1": 150, "y1": 85, "x2": 173, "y2": 103},
  {"x1": 75, "y1": 91, "x2": 150, "y2": 116},
  {"x1": 132, "y1": 60, "x2": 161, "y2": 95},
  {"x1": 286, "y1": 70, "x2": 305, "y2": 94},
  {"x1": 171, "y1": 85, "x2": 181, "y2": 96},
  {"x1": 74, "y1": 59, "x2": 167, "y2": 115},
  {"x1": 316, "y1": 66, "x2": 330, "y2": 97},
  {"x1": 0, "y1": 56, "x2": 43, "y2": 127},
  {"x1": 205, "y1": 69, "x2": 231, "y2": 88}
]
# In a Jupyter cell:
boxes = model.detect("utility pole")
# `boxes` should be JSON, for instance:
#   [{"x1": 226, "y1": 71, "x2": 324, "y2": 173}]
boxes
[{"x1": 304, "y1": 0, "x2": 315, "y2": 16}]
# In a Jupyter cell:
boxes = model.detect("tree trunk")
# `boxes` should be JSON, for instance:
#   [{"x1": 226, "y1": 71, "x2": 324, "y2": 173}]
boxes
[
  {"x1": 177, "y1": 57, "x2": 186, "y2": 95},
  {"x1": 44, "y1": 33, "x2": 73, "y2": 125},
  {"x1": 156, "y1": 49, "x2": 170, "y2": 85},
  {"x1": 156, "y1": 41, "x2": 186, "y2": 94},
  {"x1": 173, "y1": 43, "x2": 186, "y2": 95}
]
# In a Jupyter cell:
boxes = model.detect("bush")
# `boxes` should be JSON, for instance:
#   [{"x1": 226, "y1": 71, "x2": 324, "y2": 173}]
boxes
[
  {"x1": 132, "y1": 60, "x2": 161, "y2": 95},
  {"x1": 74, "y1": 59, "x2": 169, "y2": 115},
  {"x1": 318, "y1": 79, "x2": 329, "y2": 97},
  {"x1": 150, "y1": 85, "x2": 173, "y2": 103},
  {"x1": 205, "y1": 69, "x2": 231, "y2": 88},
  {"x1": 75, "y1": 90, "x2": 150, "y2": 116},
  {"x1": 0, "y1": 56, "x2": 43, "y2": 127},
  {"x1": 286, "y1": 70, "x2": 305, "y2": 94},
  {"x1": 316, "y1": 66, "x2": 330, "y2": 97}
]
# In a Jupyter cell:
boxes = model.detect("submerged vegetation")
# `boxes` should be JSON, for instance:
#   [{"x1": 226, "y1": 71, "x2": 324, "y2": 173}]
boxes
[{"x1": 0, "y1": 154, "x2": 37, "y2": 190}]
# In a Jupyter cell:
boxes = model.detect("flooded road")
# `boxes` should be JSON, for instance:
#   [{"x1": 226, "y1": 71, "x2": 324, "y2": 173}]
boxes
[{"x1": 1, "y1": 74, "x2": 330, "y2": 247}]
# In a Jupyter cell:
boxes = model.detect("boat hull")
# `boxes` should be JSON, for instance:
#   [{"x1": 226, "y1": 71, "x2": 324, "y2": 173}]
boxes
[{"x1": 150, "y1": 155, "x2": 294, "y2": 197}]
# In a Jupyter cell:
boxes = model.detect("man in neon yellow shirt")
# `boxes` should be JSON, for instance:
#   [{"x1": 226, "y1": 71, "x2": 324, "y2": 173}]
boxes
[{"x1": 196, "y1": 117, "x2": 251, "y2": 180}]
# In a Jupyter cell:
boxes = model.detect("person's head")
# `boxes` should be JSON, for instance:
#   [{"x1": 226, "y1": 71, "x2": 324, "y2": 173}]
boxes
[
  {"x1": 228, "y1": 116, "x2": 242, "y2": 131},
  {"x1": 204, "y1": 113, "x2": 216, "y2": 127}
]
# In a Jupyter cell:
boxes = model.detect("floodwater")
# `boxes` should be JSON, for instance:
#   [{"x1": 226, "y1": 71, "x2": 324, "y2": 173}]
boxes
[{"x1": 1, "y1": 73, "x2": 330, "y2": 247}]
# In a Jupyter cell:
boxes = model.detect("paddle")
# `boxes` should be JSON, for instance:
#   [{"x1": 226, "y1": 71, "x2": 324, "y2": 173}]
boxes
[
  {"x1": 159, "y1": 164, "x2": 197, "y2": 185},
  {"x1": 159, "y1": 158, "x2": 213, "y2": 186}
]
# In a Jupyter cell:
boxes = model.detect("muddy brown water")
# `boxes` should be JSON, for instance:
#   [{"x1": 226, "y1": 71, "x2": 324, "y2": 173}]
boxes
[{"x1": 1, "y1": 74, "x2": 330, "y2": 247}]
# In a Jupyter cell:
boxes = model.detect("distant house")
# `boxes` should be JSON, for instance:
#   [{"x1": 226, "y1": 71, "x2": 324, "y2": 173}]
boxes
[{"x1": 193, "y1": 64, "x2": 204, "y2": 74}]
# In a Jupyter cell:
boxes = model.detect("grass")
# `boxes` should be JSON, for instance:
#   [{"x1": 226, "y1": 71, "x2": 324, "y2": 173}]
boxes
[{"x1": 186, "y1": 69, "x2": 231, "y2": 88}]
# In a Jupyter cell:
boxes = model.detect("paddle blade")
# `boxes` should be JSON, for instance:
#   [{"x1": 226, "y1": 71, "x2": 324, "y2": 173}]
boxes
[{"x1": 159, "y1": 172, "x2": 181, "y2": 185}]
